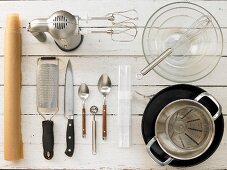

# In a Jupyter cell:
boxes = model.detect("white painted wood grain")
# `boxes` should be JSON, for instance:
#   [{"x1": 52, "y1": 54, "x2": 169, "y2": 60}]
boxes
[
  {"x1": 0, "y1": 115, "x2": 143, "y2": 145},
  {"x1": 0, "y1": 85, "x2": 227, "y2": 116},
  {"x1": 2, "y1": 143, "x2": 226, "y2": 169},
  {"x1": 0, "y1": 0, "x2": 227, "y2": 56},
  {"x1": 21, "y1": 56, "x2": 227, "y2": 86},
  {"x1": 0, "y1": 115, "x2": 226, "y2": 169},
  {"x1": 0, "y1": 0, "x2": 227, "y2": 27},
  {"x1": 1, "y1": 0, "x2": 227, "y2": 169},
  {"x1": 0, "y1": 28, "x2": 227, "y2": 56},
  {"x1": 1, "y1": 56, "x2": 227, "y2": 87},
  {"x1": 0, "y1": 115, "x2": 226, "y2": 145}
]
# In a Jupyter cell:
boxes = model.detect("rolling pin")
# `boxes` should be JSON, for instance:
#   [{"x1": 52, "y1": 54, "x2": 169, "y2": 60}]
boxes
[{"x1": 4, "y1": 14, "x2": 23, "y2": 160}]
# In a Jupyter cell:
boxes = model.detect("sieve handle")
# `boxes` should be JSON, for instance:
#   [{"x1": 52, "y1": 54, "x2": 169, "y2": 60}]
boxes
[
  {"x1": 146, "y1": 137, "x2": 174, "y2": 166},
  {"x1": 194, "y1": 92, "x2": 222, "y2": 121},
  {"x1": 42, "y1": 120, "x2": 54, "y2": 160}
]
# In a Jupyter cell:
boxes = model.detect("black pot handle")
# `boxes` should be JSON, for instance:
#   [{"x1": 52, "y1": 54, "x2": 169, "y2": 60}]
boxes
[
  {"x1": 146, "y1": 136, "x2": 174, "y2": 166},
  {"x1": 194, "y1": 92, "x2": 222, "y2": 121}
]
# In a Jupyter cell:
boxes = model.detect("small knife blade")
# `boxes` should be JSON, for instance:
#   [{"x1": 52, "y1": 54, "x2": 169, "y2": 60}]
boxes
[{"x1": 64, "y1": 59, "x2": 75, "y2": 157}]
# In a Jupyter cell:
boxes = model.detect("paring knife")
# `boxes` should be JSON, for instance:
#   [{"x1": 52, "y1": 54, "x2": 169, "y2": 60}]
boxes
[{"x1": 64, "y1": 60, "x2": 75, "y2": 157}]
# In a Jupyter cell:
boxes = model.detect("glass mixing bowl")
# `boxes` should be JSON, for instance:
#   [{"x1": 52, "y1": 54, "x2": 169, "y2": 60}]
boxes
[{"x1": 142, "y1": 2, "x2": 223, "y2": 82}]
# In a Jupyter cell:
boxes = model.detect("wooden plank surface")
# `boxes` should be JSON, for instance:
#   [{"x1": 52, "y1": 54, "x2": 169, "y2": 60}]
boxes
[
  {"x1": 0, "y1": 143, "x2": 226, "y2": 169},
  {"x1": 1, "y1": 86, "x2": 227, "y2": 116},
  {"x1": 0, "y1": 115, "x2": 226, "y2": 145},
  {"x1": 0, "y1": 0, "x2": 227, "y2": 28},
  {"x1": 0, "y1": 0, "x2": 227, "y2": 56},
  {"x1": 0, "y1": 28, "x2": 227, "y2": 56},
  {"x1": 0, "y1": 0, "x2": 227, "y2": 169},
  {"x1": 0, "y1": 115, "x2": 226, "y2": 169},
  {"x1": 0, "y1": 56, "x2": 227, "y2": 86}
]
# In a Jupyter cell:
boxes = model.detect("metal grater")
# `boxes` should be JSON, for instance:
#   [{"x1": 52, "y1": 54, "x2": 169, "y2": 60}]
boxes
[{"x1": 37, "y1": 57, "x2": 59, "y2": 120}]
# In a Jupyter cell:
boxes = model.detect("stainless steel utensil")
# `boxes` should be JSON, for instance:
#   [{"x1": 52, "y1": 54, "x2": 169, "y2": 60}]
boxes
[
  {"x1": 27, "y1": 11, "x2": 82, "y2": 51},
  {"x1": 80, "y1": 9, "x2": 138, "y2": 42},
  {"x1": 37, "y1": 57, "x2": 59, "y2": 160},
  {"x1": 78, "y1": 83, "x2": 89, "y2": 138},
  {"x1": 146, "y1": 92, "x2": 221, "y2": 166},
  {"x1": 142, "y1": 84, "x2": 224, "y2": 167},
  {"x1": 90, "y1": 106, "x2": 98, "y2": 155},
  {"x1": 98, "y1": 74, "x2": 112, "y2": 140},
  {"x1": 64, "y1": 60, "x2": 75, "y2": 157},
  {"x1": 27, "y1": 9, "x2": 138, "y2": 51},
  {"x1": 136, "y1": 15, "x2": 212, "y2": 80}
]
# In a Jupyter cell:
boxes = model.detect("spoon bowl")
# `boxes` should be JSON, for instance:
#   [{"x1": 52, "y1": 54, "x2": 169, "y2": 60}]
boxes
[
  {"x1": 98, "y1": 74, "x2": 112, "y2": 97},
  {"x1": 98, "y1": 74, "x2": 112, "y2": 140},
  {"x1": 78, "y1": 83, "x2": 89, "y2": 138},
  {"x1": 78, "y1": 83, "x2": 89, "y2": 101}
]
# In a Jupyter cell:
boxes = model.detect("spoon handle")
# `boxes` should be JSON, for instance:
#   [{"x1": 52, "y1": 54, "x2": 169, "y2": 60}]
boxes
[
  {"x1": 92, "y1": 118, "x2": 96, "y2": 155},
  {"x1": 102, "y1": 104, "x2": 107, "y2": 140},
  {"x1": 82, "y1": 107, "x2": 86, "y2": 138}
]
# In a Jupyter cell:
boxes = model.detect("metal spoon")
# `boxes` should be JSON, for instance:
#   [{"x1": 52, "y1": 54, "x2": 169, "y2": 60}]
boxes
[
  {"x1": 78, "y1": 83, "x2": 89, "y2": 138},
  {"x1": 98, "y1": 74, "x2": 112, "y2": 140}
]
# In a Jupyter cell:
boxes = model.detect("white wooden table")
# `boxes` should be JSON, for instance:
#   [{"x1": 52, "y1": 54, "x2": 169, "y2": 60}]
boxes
[{"x1": 0, "y1": 0, "x2": 226, "y2": 169}]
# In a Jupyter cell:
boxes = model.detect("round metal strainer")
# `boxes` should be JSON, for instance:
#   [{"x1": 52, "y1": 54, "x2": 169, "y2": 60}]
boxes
[
  {"x1": 145, "y1": 88, "x2": 223, "y2": 166},
  {"x1": 155, "y1": 99, "x2": 215, "y2": 160},
  {"x1": 167, "y1": 106, "x2": 211, "y2": 150}
]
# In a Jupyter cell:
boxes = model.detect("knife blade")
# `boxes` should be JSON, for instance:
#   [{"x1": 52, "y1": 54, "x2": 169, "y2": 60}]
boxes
[{"x1": 64, "y1": 59, "x2": 75, "y2": 157}]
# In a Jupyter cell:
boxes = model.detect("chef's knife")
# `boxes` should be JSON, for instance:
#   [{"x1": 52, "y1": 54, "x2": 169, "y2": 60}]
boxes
[{"x1": 64, "y1": 60, "x2": 75, "y2": 157}]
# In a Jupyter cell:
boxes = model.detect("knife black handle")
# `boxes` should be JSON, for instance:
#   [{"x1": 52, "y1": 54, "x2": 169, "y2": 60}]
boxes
[
  {"x1": 65, "y1": 119, "x2": 75, "y2": 157},
  {"x1": 42, "y1": 120, "x2": 54, "y2": 160}
]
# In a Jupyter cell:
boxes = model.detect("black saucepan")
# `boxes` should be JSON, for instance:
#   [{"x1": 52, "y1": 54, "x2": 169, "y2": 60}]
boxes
[{"x1": 141, "y1": 84, "x2": 224, "y2": 167}]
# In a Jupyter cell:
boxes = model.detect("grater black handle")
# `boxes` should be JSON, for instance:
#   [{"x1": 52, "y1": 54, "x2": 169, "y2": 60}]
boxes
[
  {"x1": 41, "y1": 57, "x2": 56, "y2": 60},
  {"x1": 42, "y1": 120, "x2": 54, "y2": 160}
]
